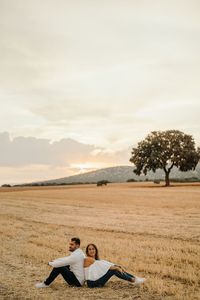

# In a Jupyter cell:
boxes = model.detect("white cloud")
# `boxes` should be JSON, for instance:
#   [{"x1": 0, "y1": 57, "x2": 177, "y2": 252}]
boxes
[{"x1": 0, "y1": 132, "x2": 131, "y2": 184}]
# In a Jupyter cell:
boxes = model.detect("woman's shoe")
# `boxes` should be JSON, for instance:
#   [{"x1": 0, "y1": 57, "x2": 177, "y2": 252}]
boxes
[{"x1": 134, "y1": 276, "x2": 146, "y2": 285}]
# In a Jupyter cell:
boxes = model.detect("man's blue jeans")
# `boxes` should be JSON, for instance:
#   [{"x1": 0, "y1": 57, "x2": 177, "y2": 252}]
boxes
[
  {"x1": 44, "y1": 266, "x2": 81, "y2": 287},
  {"x1": 87, "y1": 269, "x2": 134, "y2": 288}
]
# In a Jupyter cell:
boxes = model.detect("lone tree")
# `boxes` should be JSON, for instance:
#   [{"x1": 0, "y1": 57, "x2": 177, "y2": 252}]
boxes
[{"x1": 130, "y1": 130, "x2": 200, "y2": 186}]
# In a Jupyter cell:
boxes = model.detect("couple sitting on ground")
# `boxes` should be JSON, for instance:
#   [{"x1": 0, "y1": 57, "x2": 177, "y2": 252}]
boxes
[{"x1": 35, "y1": 237, "x2": 146, "y2": 289}]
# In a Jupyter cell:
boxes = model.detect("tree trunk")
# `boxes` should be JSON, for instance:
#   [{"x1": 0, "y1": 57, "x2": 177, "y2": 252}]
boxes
[{"x1": 165, "y1": 171, "x2": 170, "y2": 186}]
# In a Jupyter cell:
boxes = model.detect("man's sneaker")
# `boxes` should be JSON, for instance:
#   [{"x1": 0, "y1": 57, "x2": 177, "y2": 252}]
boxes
[
  {"x1": 35, "y1": 282, "x2": 49, "y2": 288},
  {"x1": 134, "y1": 276, "x2": 146, "y2": 285}
]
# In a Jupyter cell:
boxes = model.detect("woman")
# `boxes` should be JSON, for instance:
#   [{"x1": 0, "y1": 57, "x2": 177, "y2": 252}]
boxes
[{"x1": 84, "y1": 244, "x2": 146, "y2": 288}]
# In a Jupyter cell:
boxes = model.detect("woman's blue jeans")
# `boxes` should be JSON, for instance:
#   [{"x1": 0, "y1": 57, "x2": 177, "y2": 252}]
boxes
[{"x1": 87, "y1": 269, "x2": 134, "y2": 288}]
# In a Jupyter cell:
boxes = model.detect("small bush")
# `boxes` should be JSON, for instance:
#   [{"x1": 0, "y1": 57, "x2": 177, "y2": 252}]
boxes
[
  {"x1": 1, "y1": 184, "x2": 11, "y2": 187},
  {"x1": 127, "y1": 179, "x2": 137, "y2": 182}
]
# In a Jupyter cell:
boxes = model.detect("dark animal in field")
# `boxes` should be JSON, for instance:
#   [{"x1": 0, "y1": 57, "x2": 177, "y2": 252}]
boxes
[{"x1": 96, "y1": 180, "x2": 109, "y2": 187}]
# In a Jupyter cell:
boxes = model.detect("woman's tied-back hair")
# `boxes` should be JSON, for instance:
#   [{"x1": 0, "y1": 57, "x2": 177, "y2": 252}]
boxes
[{"x1": 86, "y1": 243, "x2": 100, "y2": 260}]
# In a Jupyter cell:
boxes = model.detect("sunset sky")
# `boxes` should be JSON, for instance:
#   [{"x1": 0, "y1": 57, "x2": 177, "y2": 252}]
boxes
[{"x1": 0, "y1": 0, "x2": 200, "y2": 184}]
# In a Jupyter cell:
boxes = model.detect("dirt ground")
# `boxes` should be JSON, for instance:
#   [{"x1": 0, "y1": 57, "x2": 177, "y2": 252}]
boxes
[{"x1": 0, "y1": 182, "x2": 200, "y2": 299}]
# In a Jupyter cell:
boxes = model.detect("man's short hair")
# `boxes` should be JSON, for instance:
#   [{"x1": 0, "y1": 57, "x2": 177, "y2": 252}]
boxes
[{"x1": 71, "y1": 237, "x2": 81, "y2": 245}]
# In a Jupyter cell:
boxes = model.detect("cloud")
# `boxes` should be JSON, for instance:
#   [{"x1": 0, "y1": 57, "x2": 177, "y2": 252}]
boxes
[
  {"x1": 0, "y1": 132, "x2": 95, "y2": 166},
  {"x1": 0, "y1": 132, "x2": 131, "y2": 184}
]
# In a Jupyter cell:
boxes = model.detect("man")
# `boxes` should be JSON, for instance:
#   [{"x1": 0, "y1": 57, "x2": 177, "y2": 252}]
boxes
[{"x1": 35, "y1": 237, "x2": 85, "y2": 288}]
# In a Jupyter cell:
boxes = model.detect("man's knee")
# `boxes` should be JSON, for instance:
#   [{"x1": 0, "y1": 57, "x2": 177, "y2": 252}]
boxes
[
  {"x1": 53, "y1": 267, "x2": 69, "y2": 274},
  {"x1": 54, "y1": 266, "x2": 67, "y2": 272}
]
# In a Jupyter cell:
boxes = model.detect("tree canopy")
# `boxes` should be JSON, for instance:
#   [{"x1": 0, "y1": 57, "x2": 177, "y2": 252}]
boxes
[{"x1": 130, "y1": 130, "x2": 200, "y2": 186}]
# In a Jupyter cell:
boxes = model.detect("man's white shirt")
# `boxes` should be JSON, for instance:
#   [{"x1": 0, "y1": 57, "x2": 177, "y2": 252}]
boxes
[{"x1": 49, "y1": 248, "x2": 85, "y2": 285}]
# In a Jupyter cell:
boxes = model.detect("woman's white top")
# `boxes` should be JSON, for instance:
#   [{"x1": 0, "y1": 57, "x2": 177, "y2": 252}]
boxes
[{"x1": 84, "y1": 260, "x2": 114, "y2": 281}]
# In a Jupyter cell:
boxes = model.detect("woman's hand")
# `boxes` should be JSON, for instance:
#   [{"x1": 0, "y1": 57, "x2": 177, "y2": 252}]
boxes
[
  {"x1": 111, "y1": 265, "x2": 126, "y2": 273},
  {"x1": 115, "y1": 266, "x2": 123, "y2": 273},
  {"x1": 117, "y1": 266, "x2": 126, "y2": 273}
]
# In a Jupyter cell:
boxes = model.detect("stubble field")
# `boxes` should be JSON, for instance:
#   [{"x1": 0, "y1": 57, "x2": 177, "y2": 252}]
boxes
[{"x1": 0, "y1": 182, "x2": 200, "y2": 300}]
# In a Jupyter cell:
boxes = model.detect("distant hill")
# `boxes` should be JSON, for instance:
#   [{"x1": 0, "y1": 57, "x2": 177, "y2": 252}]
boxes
[{"x1": 36, "y1": 164, "x2": 200, "y2": 185}]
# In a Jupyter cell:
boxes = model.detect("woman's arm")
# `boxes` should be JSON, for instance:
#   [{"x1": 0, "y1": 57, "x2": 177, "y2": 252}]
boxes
[{"x1": 84, "y1": 257, "x2": 95, "y2": 267}]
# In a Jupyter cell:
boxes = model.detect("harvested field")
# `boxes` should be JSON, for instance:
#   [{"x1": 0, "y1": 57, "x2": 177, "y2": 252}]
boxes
[{"x1": 0, "y1": 182, "x2": 200, "y2": 299}]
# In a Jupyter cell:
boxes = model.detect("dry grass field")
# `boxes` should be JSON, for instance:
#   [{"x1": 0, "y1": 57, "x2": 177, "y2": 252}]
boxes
[{"x1": 0, "y1": 182, "x2": 200, "y2": 300}]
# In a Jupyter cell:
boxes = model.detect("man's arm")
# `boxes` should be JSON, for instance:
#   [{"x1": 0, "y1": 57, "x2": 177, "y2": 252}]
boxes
[{"x1": 48, "y1": 255, "x2": 75, "y2": 268}]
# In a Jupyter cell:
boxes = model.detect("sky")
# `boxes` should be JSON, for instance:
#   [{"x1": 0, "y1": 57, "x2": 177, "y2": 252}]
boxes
[{"x1": 0, "y1": 0, "x2": 200, "y2": 184}]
